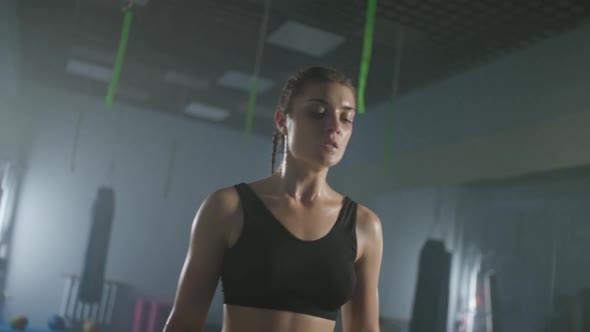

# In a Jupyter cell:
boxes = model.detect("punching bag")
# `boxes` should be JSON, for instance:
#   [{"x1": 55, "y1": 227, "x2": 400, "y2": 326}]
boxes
[
  {"x1": 409, "y1": 239, "x2": 452, "y2": 332},
  {"x1": 485, "y1": 271, "x2": 502, "y2": 332},
  {"x1": 581, "y1": 288, "x2": 590, "y2": 332},
  {"x1": 78, "y1": 187, "x2": 115, "y2": 303}
]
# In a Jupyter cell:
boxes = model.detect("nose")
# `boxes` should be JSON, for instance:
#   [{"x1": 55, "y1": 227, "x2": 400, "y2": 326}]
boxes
[{"x1": 324, "y1": 113, "x2": 342, "y2": 136}]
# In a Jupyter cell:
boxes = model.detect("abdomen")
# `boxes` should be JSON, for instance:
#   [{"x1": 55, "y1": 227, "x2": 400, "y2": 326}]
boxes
[{"x1": 222, "y1": 304, "x2": 336, "y2": 332}]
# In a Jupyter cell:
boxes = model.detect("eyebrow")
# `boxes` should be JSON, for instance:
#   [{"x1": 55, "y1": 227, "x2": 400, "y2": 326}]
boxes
[{"x1": 306, "y1": 98, "x2": 357, "y2": 112}]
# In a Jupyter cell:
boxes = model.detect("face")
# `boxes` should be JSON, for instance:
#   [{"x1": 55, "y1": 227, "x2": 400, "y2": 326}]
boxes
[{"x1": 275, "y1": 82, "x2": 356, "y2": 169}]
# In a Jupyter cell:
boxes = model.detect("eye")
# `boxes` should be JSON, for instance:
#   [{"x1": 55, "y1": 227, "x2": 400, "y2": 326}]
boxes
[
  {"x1": 307, "y1": 105, "x2": 326, "y2": 118},
  {"x1": 311, "y1": 112, "x2": 325, "y2": 119},
  {"x1": 341, "y1": 113, "x2": 355, "y2": 123}
]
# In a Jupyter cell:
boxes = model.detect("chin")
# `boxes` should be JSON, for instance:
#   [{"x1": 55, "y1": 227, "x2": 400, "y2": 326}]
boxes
[
  {"x1": 294, "y1": 149, "x2": 345, "y2": 169},
  {"x1": 318, "y1": 155, "x2": 343, "y2": 168}
]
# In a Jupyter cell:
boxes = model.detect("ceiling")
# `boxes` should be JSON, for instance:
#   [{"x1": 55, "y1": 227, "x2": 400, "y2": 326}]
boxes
[{"x1": 17, "y1": 0, "x2": 590, "y2": 138}]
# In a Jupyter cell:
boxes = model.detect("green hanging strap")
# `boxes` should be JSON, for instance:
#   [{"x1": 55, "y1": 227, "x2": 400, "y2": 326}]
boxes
[
  {"x1": 105, "y1": 7, "x2": 134, "y2": 108},
  {"x1": 245, "y1": 0, "x2": 272, "y2": 146},
  {"x1": 383, "y1": 27, "x2": 405, "y2": 175},
  {"x1": 357, "y1": 0, "x2": 378, "y2": 115}
]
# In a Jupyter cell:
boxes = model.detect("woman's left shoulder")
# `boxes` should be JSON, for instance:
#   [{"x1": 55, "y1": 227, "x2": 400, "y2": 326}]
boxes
[
  {"x1": 354, "y1": 203, "x2": 383, "y2": 240},
  {"x1": 352, "y1": 203, "x2": 383, "y2": 263}
]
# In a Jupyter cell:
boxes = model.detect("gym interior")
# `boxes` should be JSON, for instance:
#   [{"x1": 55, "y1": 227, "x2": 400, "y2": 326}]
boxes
[{"x1": 1, "y1": 1, "x2": 590, "y2": 331}]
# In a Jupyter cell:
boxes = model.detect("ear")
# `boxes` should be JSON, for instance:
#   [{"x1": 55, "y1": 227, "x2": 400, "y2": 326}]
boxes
[{"x1": 274, "y1": 109, "x2": 288, "y2": 136}]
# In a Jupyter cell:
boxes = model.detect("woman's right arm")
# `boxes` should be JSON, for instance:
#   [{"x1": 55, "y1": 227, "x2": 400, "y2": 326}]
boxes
[{"x1": 164, "y1": 188, "x2": 240, "y2": 332}]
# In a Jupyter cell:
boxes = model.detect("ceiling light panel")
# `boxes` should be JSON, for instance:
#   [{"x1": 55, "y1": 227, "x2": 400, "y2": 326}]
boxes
[
  {"x1": 218, "y1": 70, "x2": 274, "y2": 93},
  {"x1": 267, "y1": 21, "x2": 346, "y2": 57}
]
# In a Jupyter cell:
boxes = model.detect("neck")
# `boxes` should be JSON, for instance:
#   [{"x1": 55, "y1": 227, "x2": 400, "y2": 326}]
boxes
[{"x1": 272, "y1": 155, "x2": 330, "y2": 203}]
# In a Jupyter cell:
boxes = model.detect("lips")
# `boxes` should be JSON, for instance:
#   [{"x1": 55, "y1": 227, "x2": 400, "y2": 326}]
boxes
[{"x1": 323, "y1": 140, "x2": 339, "y2": 149}]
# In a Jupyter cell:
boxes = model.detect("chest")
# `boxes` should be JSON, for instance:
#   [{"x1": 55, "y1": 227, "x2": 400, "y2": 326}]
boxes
[
  {"x1": 259, "y1": 199, "x2": 345, "y2": 242},
  {"x1": 224, "y1": 237, "x2": 357, "y2": 309},
  {"x1": 268, "y1": 239, "x2": 355, "y2": 286}
]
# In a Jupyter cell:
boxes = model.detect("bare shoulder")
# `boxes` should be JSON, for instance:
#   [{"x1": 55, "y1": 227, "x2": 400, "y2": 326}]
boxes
[
  {"x1": 193, "y1": 186, "x2": 243, "y2": 239},
  {"x1": 202, "y1": 186, "x2": 241, "y2": 217},
  {"x1": 355, "y1": 204, "x2": 383, "y2": 238},
  {"x1": 354, "y1": 204, "x2": 383, "y2": 261}
]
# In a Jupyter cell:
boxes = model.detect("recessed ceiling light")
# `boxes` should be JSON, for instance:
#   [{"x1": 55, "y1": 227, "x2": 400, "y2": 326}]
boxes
[
  {"x1": 66, "y1": 58, "x2": 112, "y2": 82},
  {"x1": 70, "y1": 46, "x2": 115, "y2": 65},
  {"x1": 184, "y1": 101, "x2": 230, "y2": 122},
  {"x1": 267, "y1": 21, "x2": 346, "y2": 57},
  {"x1": 218, "y1": 70, "x2": 274, "y2": 93},
  {"x1": 65, "y1": 58, "x2": 149, "y2": 101}
]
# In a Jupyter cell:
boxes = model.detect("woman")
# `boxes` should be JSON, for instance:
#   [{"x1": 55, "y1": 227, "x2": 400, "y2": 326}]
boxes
[{"x1": 164, "y1": 66, "x2": 383, "y2": 332}]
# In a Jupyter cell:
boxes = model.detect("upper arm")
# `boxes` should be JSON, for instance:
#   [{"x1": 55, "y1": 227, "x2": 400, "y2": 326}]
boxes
[
  {"x1": 165, "y1": 188, "x2": 240, "y2": 332},
  {"x1": 342, "y1": 206, "x2": 383, "y2": 332}
]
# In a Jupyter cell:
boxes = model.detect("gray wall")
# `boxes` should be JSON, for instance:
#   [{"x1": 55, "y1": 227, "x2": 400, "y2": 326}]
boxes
[
  {"x1": 365, "y1": 170, "x2": 590, "y2": 332},
  {"x1": 2, "y1": 82, "x2": 271, "y2": 328},
  {"x1": 0, "y1": 0, "x2": 25, "y2": 162},
  {"x1": 461, "y1": 169, "x2": 590, "y2": 332},
  {"x1": 372, "y1": 187, "x2": 460, "y2": 322},
  {"x1": 0, "y1": 0, "x2": 19, "y2": 101}
]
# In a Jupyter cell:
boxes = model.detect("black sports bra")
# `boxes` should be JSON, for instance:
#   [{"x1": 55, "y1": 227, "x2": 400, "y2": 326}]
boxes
[{"x1": 220, "y1": 183, "x2": 358, "y2": 321}]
